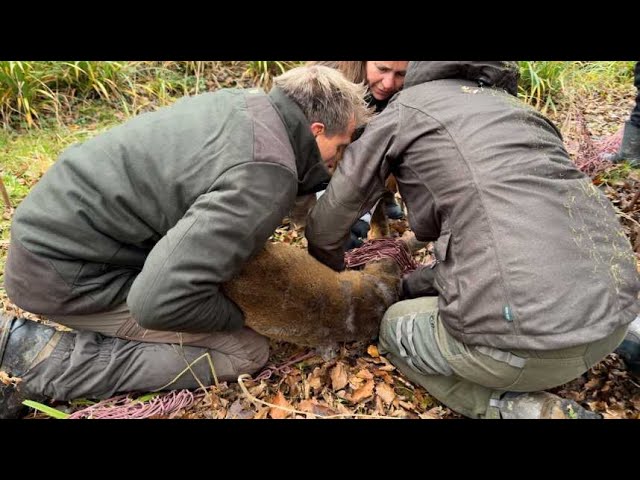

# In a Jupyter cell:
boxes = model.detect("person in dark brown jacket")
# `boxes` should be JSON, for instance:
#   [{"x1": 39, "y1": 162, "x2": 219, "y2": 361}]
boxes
[
  {"x1": 306, "y1": 61, "x2": 640, "y2": 419},
  {"x1": 0, "y1": 65, "x2": 371, "y2": 419}
]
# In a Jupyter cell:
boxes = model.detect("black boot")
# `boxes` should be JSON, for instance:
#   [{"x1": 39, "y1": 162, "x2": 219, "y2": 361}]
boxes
[
  {"x1": 0, "y1": 313, "x2": 60, "y2": 419},
  {"x1": 498, "y1": 392, "x2": 601, "y2": 419},
  {"x1": 615, "y1": 316, "x2": 640, "y2": 377},
  {"x1": 607, "y1": 121, "x2": 640, "y2": 167}
]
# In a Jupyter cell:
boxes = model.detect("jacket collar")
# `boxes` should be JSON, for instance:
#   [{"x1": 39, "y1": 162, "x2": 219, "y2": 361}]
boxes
[
  {"x1": 404, "y1": 61, "x2": 519, "y2": 96},
  {"x1": 268, "y1": 87, "x2": 331, "y2": 195}
]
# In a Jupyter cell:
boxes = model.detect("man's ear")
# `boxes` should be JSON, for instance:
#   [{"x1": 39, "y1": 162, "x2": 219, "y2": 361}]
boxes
[{"x1": 310, "y1": 122, "x2": 325, "y2": 137}]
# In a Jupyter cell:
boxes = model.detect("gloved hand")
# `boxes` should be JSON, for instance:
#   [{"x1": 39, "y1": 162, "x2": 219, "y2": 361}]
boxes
[
  {"x1": 384, "y1": 200, "x2": 405, "y2": 220},
  {"x1": 401, "y1": 264, "x2": 438, "y2": 299},
  {"x1": 351, "y1": 219, "x2": 370, "y2": 239},
  {"x1": 344, "y1": 232, "x2": 364, "y2": 251}
]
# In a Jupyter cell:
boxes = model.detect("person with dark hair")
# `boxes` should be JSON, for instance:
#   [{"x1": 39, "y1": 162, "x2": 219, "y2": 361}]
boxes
[
  {"x1": 0, "y1": 65, "x2": 371, "y2": 418},
  {"x1": 306, "y1": 61, "x2": 640, "y2": 419}
]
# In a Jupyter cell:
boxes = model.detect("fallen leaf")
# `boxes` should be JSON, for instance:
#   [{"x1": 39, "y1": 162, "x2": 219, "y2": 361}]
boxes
[
  {"x1": 335, "y1": 401, "x2": 353, "y2": 415},
  {"x1": 376, "y1": 382, "x2": 396, "y2": 405},
  {"x1": 348, "y1": 374, "x2": 365, "y2": 390},
  {"x1": 298, "y1": 399, "x2": 337, "y2": 417},
  {"x1": 418, "y1": 412, "x2": 437, "y2": 419},
  {"x1": 225, "y1": 399, "x2": 255, "y2": 419},
  {"x1": 584, "y1": 378, "x2": 601, "y2": 390},
  {"x1": 372, "y1": 370, "x2": 394, "y2": 384},
  {"x1": 298, "y1": 399, "x2": 318, "y2": 418},
  {"x1": 377, "y1": 363, "x2": 396, "y2": 372},
  {"x1": 390, "y1": 408, "x2": 409, "y2": 418},
  {"x1": 367, "y1": 345, "x2": 380, "y2": 357},
  {"x1": 373, "y1": 395, "x2": 385, "y2": 415},
  {"x1": 308, "y1": 375, "x2": 323, "y2": 391},
  {"x1": 269, "y1": 391, "x2": 293, "y2": 419},
  {"x1": 603, "y1": 407, "x2": 626, "y2": 419},
  {"x1": 286, "y1": 376, "x2": 302, "y2": 396},
  {"x1": 336, "y1": 389, "x2": 349, "y2": 400},
  {"x1": 255, "y1": 407, "x2": 270, "y2": 419},
  {"x1": 249, "y1": 382, "x2": 267, "y2": 397},
  {"x1": 349, "y1": 379, "x2": 375, "y2": 404},
  {"x1": 330, "y1": 362, "x2": 348, "y2": 391},
  {"x1": 356, "y1": 369, "x2": 374, "y2": 380},
  {"x1": 398, "y1": 400, "x2": 416, "y2": 411},
  {"x1": 302, "y1": 379, "x2": 310, "y2": 400}
]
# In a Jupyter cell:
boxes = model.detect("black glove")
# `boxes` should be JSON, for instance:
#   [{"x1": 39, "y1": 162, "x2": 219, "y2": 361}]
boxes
[
  {"x1": 402, "y1": 264, "x2": 439, "y2": 299},
  {"x1": 344, "y1": 232, "x2": 364, "y2": 251},
  {"x1": 351, "y1": 219, "x2": 370, "y2": 239}
]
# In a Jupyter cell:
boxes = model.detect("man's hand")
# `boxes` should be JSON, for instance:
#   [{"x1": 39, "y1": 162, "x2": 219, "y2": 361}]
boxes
[{"x1": 351, "y1": 219, "x2": 370, "y2": 239}]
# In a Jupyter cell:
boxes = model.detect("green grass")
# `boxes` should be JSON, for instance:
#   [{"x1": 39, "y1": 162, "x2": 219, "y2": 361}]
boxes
[
  {"x1": 517, "y1": 61, "x2": 635, "y2": 113},
  {"x1": 0, "y1": 107, "x2": 119, "y2": 293},
  {"x1": 245, "y1": 61, "x2": 301, "y2": 89},
  {"x1": 597, "y1": 163, "x2": 633, "y2": 184}
]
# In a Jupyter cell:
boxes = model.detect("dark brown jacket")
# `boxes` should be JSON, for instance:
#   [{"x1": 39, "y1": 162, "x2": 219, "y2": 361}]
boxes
[{"x1": 306, "y1": 61, "x2": 640, "y2": 351}]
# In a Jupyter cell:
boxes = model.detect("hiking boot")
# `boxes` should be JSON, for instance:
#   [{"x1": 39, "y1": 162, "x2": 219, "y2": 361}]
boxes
[
  {"x1": 498, "y1": 392, "x2": 601, "y2": 419},
  {"x1": 615, "y1": 316, "x2": 640, "y2": 377},
  {"x1": 0, "y1": 313, "x2": 60, "y2": 419},
  {"x1": 605, "y1": 121, "x2": 640, "y2": 167}
]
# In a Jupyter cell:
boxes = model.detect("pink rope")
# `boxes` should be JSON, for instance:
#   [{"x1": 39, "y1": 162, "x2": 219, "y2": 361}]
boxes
[
  {"x1": 67, "y1": 389, "x2": 198, "y2": 419},
  {"x1": 345, "y1": 238, "x2": 418, "y2": 274},
  {"x1": 253, "y1": 351, "x2": 315, "y2": 382},
  {"x1": 572, "y1": 116, "x2": 622, "y2": 177}
]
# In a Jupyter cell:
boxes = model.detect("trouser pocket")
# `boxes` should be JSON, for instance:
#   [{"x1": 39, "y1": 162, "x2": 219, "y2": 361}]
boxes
[{"x1": 379, "y1": 310, "x2": 453, "y2": 377}]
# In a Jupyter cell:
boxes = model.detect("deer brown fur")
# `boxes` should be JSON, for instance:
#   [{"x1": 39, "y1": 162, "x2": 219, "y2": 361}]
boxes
[{"x1": 222, "y1": 242, "x2": 402, "y2": 347}]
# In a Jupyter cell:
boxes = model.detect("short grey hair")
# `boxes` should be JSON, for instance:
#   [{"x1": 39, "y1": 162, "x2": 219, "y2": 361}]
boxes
[{"x1": 273, "y1": 65, "x2": 372, "y2": 136}]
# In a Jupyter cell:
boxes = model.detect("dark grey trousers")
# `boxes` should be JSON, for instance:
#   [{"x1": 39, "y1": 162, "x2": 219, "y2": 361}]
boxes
[{"x1": 24, "y1": 303, "x2": 269, "y2": 401}]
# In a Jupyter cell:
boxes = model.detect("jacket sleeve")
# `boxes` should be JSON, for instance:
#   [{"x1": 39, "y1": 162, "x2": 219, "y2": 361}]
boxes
[
  {"x1": 127, "y1": 162, "x2": 297, "y2": 333},
  {"x1": 306, "y1": 102, "x2": 401, "y2": 271}
]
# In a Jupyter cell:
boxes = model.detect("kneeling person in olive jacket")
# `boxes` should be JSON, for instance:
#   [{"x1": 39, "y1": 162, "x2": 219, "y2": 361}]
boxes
[
  {"x1": 0, "y1": 65, "x2": 370, "y2": 419},
  {"x1": 306, "y1": 61, "x2": 640, "y2": 419}
]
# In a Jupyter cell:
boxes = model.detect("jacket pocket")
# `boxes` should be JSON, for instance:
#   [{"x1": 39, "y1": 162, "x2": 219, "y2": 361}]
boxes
[
  {"x1": 433, "y1": 271, "x2": 454, "y2": 304},
  {"x1": 434, "y1": 231, "x2": 451, "y2": 263},
  {"x1": 433, "y1": 231, "x2": 455, "y2": 304}
]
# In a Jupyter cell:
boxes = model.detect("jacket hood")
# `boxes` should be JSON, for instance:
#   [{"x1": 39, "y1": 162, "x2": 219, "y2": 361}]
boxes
[{"x1": 404, "y1": 61, "x2": 519, "y2": 96}]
